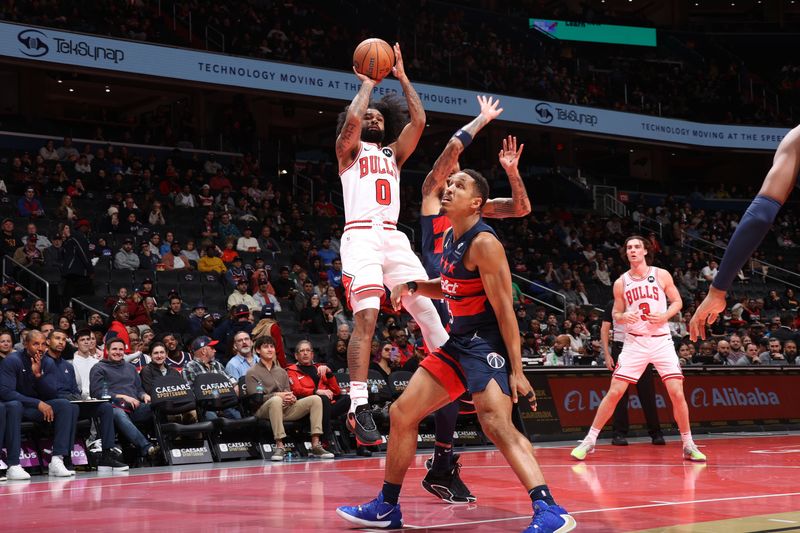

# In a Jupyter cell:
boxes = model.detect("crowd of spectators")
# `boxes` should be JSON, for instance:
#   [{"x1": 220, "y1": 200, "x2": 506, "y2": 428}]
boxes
[{"x1": 0, "y1": 119, "x2": 797, "y2": 477}]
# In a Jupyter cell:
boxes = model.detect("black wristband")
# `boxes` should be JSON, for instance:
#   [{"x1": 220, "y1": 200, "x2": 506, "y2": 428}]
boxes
[
  {"x1": 406, "y1": 281, "x2": 418, "y2": 293},
  {"x1": 453, "y1": 129, "x2": 473, "y2": 148}
]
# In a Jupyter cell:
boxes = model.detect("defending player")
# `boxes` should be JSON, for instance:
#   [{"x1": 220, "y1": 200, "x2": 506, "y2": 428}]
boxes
[
  {"x1": 571, "y1": 236, "x2": 706, "y2": 463},
  {"x1": 690, "y1": 124, "x2": 800, "y2": 340},
  {"x1": 418, "y1": 98, "x2": 531, "y2": 503},
  {"x1": 335, "y1": 43, "x2": 450, "y2": 446},
  {"x1": 337, "y1": 171, "x2": 575, "y2": 532}
]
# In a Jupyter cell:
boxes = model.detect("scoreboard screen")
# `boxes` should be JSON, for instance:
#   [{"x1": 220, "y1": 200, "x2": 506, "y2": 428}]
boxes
[{"x1": 530, "y1": 19, "x2": 657, "y2": 47}]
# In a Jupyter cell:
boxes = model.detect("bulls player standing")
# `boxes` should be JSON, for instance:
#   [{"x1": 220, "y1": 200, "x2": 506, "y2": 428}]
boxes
[
  {"x1": 335, "y1": 42, "x2": 449, "y2": 446},
  {"x1": 571, "y1": 235, "x2": 707, "y2": 462}
]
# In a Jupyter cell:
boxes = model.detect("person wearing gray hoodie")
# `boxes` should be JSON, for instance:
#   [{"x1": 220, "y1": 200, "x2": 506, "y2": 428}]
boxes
[{"x1": 89, "y1": 338, "x2": 157, "y2": 457}]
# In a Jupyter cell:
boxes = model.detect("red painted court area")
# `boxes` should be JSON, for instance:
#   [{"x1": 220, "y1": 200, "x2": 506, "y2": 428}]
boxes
[{"x1": 2, "y1": 434, "x2": 799, "y2": 532}]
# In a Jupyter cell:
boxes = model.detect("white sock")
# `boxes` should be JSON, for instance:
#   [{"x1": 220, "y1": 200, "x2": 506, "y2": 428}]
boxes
[
  {"x1": 349, "y1": 381, "x2": 368, "y2": 413},
  {"x1": 586, "y1": 427, "x2": 601, "y2": 445},
  {"x1": 680, "y1": 431, "x2": 694, "y2": 448}
]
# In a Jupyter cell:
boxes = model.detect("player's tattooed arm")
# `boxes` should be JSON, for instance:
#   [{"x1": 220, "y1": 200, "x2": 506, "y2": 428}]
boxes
[
  {"x1": 336, "y1": 73, "x2": 375, "y2": 166},
  {"x1": 392, "y1": 42, "x2": 426, "y2": 167},
  {"x1": 483, "y1": 135, "x2": 531, "y2": 219},
  {"x1": 421, "y1": 96, "x2": 504, "y2": 206}
]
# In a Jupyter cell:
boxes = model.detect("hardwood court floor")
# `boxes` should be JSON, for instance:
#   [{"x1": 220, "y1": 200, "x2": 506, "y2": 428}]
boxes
[{"x1": 1, "y1": 433, "x2": 799, "y2": 532}]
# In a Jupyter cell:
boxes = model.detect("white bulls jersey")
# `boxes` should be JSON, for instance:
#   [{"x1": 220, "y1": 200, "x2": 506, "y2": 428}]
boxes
[
  {"x1": 339, "y1": 141, "x2": 400, "y2": 224},
  {"x1": 621, "y1": 266, "x2": 669, "y2": 336}
]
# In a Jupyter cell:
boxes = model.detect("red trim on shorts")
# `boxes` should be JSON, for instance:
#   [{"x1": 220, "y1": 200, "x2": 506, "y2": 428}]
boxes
[
  {"x1": 338, "y1": 144, "x2": 364, "y2": 175},
  {"x1": 344, "y1": 226, "x2": 395, "y2": 232},
  {"x1": 352, "y1": 284, "x2": 384, "y2": 294},
  {"x1": 345, "y1": 219, "x2": 396, "y2": 226},
  {"x1": 420, "y1": 355, "x2": 467, "y2": 402},
  {"x1": 661, "y1": 373, "x2": 684, "y2": 381},
  {"x1": 612, "y1": 373, "x2": 639, "y2": 384}
]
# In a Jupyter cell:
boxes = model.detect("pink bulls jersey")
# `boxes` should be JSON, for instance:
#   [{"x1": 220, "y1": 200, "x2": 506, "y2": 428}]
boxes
[
  {"x1": 621, "y1": 266, "x2": 669, "y2": 336},
  {"x1": 339, "y1": 141, "x2": 400, "y2": 224}
]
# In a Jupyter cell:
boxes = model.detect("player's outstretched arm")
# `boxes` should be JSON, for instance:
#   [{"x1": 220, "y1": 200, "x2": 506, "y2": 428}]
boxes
[
  {"x1": 690, "y1": 124, "x2": 800, "y2": 341},
  {"x1": 335, "y1": 70, "x2": 376, "y2": 169},
  {"x1": 483, "y1": 135, "x2": 531, "y2": 219},
  {"x1": 471, "y1": 233, "x2": 534, "y2": 405},
  {"x1": 390, "y1": 279, "x2": 443, "y2": 310},
  {"x1": 391, "y1": 43, "x2": 425, "y2": 167},
  {"x1": 421, "y1": 95, "x2": 504, "y2": 215}
]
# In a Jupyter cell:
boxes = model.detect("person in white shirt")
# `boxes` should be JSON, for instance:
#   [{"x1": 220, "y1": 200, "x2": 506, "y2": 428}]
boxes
[
  {"x1": 39, "y1": 139, "x2": 59, "y2": 161},
  {"x1": 175, "y1": 185, "x2": 197, "y2": 208},
  {"x1": 236, "y1": 227, "x2": 260, "y2": 252},
  {"x1": 70, "y1": 329, "x2": 100, "y2": 399},
  {"x1": 227, "y1": 279, "x2": 260, "y2": 312},
  {"x1": 700, "y1": 260, "x2": 718, "y2": 282},
  {"x1": 253, "y1": 279, "x2": 282, "y2": 312}
]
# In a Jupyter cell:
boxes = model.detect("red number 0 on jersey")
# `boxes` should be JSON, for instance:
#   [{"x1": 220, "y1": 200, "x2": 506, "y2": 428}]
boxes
[
  {"x1": 375, "y1": 178, "x2": 391, "y2": 205},
  {"x1": 638, "y1": 302, "x2": 651, "y2": 320}
]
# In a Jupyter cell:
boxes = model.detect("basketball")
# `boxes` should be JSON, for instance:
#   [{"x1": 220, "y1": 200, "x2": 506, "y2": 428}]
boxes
[{"x1": 352, "y1": 38, "x2": 395, "y2": 81}]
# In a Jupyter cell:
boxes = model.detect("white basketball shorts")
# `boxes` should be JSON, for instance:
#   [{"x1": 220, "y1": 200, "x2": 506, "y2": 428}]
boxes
[
  {"x1": 613, "y1": 334, "x2": 683, "y2": 383},
  {"x1": 340, "y1": 226, "x2": 428, "y2": 312}
]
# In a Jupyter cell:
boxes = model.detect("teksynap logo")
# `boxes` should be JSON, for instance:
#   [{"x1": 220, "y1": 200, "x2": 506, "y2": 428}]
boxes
[
  {"x1": 18, "y1": 29, "x2": 48, "y2": 57},
  {"x1": 534, "y1": 103, "x2": 554, "y2": 124},
  {"x1": 17, "y1": 28, "x2": 125, "y2": 63},
  {"x1": 534, "y1": 101, "x2": 599, "y2": 127}
]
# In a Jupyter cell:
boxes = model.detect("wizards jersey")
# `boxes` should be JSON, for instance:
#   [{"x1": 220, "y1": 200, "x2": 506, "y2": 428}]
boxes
[
  {"x1": 440, "y1": 218, "x2": 500, "y2": 337},
  {"x1": 420, "y1": 213, "x2": 452, "y2": 279}
]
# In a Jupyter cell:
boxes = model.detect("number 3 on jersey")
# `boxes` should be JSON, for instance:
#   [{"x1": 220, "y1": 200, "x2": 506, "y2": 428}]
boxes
[
  {"x1": 638, "y1": 302, "x2": 650, "y2": 320},
  {"x1": 375, "y1": 178, "x2": 391, "y2": 205}
]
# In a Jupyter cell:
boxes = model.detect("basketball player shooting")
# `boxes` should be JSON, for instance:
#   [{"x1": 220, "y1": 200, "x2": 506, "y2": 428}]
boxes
[
  {"x1": 338, "y1": 170, "x2": 575, "y2": 532},
  {"x1": 690, "y1": 124, "x2": 800, "y2": 341},
  {"x1": 571, "y1": 236, "x2": 707, "y2": 463},
  {"x1": 418, "y1": 97, "x2": 532, "y2": 504},
  {"x1": 335, "y1": 42, "x2": 450, "y2": 446}
]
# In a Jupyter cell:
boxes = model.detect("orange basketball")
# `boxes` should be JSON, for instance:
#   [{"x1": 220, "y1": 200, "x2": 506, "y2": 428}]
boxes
[{"x1": 352, "y1": 38, "x2": 395, "y2": 81}]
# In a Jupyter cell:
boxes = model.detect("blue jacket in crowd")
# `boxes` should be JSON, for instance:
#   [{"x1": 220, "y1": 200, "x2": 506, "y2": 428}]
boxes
[
  {"x1": 0, "y1": 350, "x2": 45, "y2": 408},
  {"x1": 39, "y1": 353, "x2": 81, "y2": 399}
]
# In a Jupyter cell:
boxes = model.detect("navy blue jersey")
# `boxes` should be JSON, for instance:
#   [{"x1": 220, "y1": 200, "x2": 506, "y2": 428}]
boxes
[
  {"x1": 440, "y1": 218, "x2": 500, "y2": 337},
  {"x1": 420, "y1": 213, "x2": 452, "y2": 279}
]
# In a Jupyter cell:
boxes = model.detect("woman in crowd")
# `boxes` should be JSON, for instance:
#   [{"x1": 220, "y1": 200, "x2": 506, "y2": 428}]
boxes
[
  {"x1": 55, "y1": 194, "x2": 79, "y2": 221},
  {"x1": 370, "y1": 341, "x2": 399, "y2": 380}
]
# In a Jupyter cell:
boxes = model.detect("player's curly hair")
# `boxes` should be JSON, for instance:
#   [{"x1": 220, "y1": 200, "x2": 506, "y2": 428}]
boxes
[{"x1": 336, "y1": 93, "x2": 408, "y2": 145}]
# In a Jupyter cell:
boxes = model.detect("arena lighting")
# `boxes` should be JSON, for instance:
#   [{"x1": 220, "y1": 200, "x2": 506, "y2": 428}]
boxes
[
  {"x1": 317, "y1": 110, "x2": 323, "y2": 114},
  {"x1": 68, "y1": 88, "x2": 74, "y2": 92},
  {"x1": 56, "y1": 79, "x2": 62, "y2": 83},
  {"x1": 279, "y1": 169, "x2": 288, "y2": 175}
]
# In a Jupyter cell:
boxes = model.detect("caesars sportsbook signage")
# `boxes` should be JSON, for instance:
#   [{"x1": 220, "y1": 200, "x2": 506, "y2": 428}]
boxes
[{"x1": 0, "y1": 22, "x2": 789, "y2": 150}]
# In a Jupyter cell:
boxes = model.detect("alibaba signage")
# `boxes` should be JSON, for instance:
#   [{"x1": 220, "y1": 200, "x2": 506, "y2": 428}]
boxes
[{"x1": 548, "y1": 373, "x2": 800, "y2": 427}]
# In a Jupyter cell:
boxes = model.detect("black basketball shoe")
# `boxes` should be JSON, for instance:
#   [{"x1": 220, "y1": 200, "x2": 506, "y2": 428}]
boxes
[
  {"x1": 346, "y1": 404, "x2": 382, "y2": 446},
  {"x1": 422, "y1": 454, "x2": 476, "y2": 503}
]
